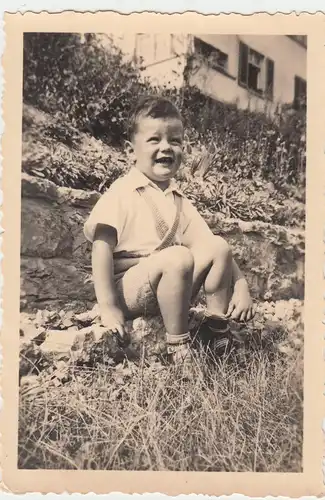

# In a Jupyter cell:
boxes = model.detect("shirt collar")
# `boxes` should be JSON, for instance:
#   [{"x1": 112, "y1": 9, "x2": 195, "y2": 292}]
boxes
[{"x1": 126, "y1": 167, "x2": 184, "y2": 196}]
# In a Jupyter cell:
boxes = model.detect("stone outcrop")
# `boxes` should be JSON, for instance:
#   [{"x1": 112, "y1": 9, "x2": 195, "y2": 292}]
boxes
[
  {"x1": 20, "y1": 173, "x2": 305, "y2": 311},
  {"x1": 19, "y1": 299, "x2": 304, "y2": 390},
  {"x1": 19, "y1": 306, "x2": 206, "y2": 383}
]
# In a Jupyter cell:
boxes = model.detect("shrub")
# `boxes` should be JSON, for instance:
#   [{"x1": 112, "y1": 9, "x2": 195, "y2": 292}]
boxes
[
  {"x1": 165, "y1": 85, "x2": 306, "y2": 193},
  {"x1": 23, "y1": 33, "x2": 152, "y2": 146}
]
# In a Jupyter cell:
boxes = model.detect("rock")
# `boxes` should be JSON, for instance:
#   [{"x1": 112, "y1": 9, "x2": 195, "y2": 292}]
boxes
[
  {"x1": 19, "y1": 299, "x2": 304, "y2": 380},
  {"x1": 21, "y1": 172, "x2": 100, "y2": 208},
  {"x1": 19, "y1": 306, "x2": 206, "y2": 376},
  {"x1": 21, "y1": 198, "x2": 73, "y2": 258},
  {"x1": 75, "y1": 307, "x2": 99, "y2": 326},
  {"x1": 35, "y1": 309, "x2": 62, "y2": 328},
  {"x1": 62, "y1": 317, "x2": 74, "y2": 328},
  {"x1": 20, "y1": 312, "x2": 47, "y2": 345},
  {"x1": 40, "y1": 328, "x2": 80, "y2": 356},
  {"x1": 57, "y1": 187, "x2": 100, "y2": 208},
  {"x1": 70, "y1": 325, "x2": 126, "y2": 365},
  {"x1": 21, "y1": 172, "x2": 59, "y2": 201},
  {"x1": 20, "y1": 374, "x2": 40, "y2": 388},
  {"x1": 20, "y1": 324, "x2": 46, "y2": 345},
  {"x1": 205, "y1": 215, "x2": 304, "y2": 301},
  {"x1": 20, "y1": 257, "x2": 96, "y2": 311},
  {"x1": 125, "y1": 316, "x2": 167, "y2": 357}
]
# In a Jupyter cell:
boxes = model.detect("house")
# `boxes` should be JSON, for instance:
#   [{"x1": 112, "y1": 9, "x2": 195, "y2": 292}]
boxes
[
  {"x1": 186, "y1": 35, "x2": 307, "y2": 114},
  {"x1": 100, "y1": 33, "x2": 307, "y2": 115}
]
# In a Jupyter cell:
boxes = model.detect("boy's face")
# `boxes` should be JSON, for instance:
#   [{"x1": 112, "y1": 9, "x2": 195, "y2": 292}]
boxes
[{"x1": 130, "y1": 116, "x2": 184, "y2": 187}]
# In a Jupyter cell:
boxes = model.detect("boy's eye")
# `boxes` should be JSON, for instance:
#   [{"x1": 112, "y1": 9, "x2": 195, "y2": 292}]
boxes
[
  {"x1": 171, "y1": 138, "x2": 182, "y2": 145},
  {"x1": 148, "y1": 137, "x2": 159, "y2": 143}
]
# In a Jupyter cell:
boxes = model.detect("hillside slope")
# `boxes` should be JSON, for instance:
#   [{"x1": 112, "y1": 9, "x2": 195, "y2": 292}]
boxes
[{"x1": 22, "y1": 104, "x2": 305, "y2": 229}]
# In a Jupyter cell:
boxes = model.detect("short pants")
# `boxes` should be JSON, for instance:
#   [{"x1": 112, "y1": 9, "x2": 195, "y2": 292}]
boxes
[{"x1": 115, "y1": 255, "x2": 160, "y2": 319}]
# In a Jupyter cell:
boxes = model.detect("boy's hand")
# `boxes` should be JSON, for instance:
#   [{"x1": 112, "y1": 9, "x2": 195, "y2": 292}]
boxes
[
  {"x1": 100, "y1": 305, "x2": 128, "y2": 345},
  {"x1": 226, "y1": 280, "x2": 255, "y2": 322}
]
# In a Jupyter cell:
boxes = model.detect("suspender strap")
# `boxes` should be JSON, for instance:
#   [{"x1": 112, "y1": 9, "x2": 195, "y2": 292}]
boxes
[
  {"x1": 136, "y1": 186, "x2": 182, "y2": 250},
  {"x1": 156, "y1": 194, "x2": 182, "y2": 251},
  {"x1": 113, "y1": 187, "x2": 183, "y2": 279}
]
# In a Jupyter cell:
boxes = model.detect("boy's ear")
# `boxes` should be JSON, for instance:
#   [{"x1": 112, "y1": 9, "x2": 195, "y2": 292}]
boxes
[
  {"x1": 125, "y1": 140, "x2": 134, "y2": 154},
  {"x1": 125, "y1": 140, "x2": 136, "y2": 162}
]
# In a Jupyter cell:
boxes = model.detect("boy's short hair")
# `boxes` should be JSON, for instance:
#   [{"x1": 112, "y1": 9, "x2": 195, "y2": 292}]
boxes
[{"x1": 128, "y1": 95, "x2": 183, "y2": 140}]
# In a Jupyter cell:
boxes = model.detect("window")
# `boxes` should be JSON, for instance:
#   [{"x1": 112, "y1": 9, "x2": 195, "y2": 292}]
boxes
[
  {"x1": 238, "y1": 41, "x2": 274, "y2": 99},
  {"x1": 194, "y1": 37, "x2": 229, "y2": 73},
  {"x1": 294, "y1": 76, "x2": 307, "y2": 109}
]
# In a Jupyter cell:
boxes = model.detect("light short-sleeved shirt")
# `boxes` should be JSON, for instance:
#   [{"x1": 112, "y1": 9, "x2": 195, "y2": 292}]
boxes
[{"x1": 84, "y1": 167, "x2": 211, "y2": 254}]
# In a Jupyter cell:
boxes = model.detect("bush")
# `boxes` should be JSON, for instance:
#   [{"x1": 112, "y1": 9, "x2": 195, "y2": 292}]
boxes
[
  {"x1": 165, "y1": 85, "x2": 306, "y2": 193},
  {"x1": 23, "y1": 33, "x2": 152, "y2": 146}
]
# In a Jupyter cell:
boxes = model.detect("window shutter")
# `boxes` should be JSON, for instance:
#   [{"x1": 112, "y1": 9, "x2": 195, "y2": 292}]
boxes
[
  {"x1": 294, "y1": 76, "x2": 306, "y2": 109},
  {"x1": 266, "y1": 58, "x2": 274, "y2": 99},
  {"x1": 300, "y1": 78, "x2": 307, "y2": 98},
  {"x1": 294, "y1": 75, "x2": 299, "y2": 94},
  {"x1": 238, "y1": 41, "x2": 248, "y2": 86},
  {"x1": 294, "y1": 75, "x2": 300, "y2": 108}
]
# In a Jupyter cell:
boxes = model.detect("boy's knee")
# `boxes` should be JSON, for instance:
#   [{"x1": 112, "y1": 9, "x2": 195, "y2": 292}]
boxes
[
  {"x1": 164, "y1": 245, "x2": 194, "y2": 275},
  {"x1": 207, "y1": 235, "x2": 232, "y2": 262}
]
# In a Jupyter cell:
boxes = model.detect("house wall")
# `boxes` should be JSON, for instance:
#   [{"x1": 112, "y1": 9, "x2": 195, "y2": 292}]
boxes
[
  {"x1": 188, "y1": 34, "x2": 306, "y2": 113},
  {"x1": 98, "y1": 33, "x2": 306, "y2": 114},
  {"x1": 133, "y1": 34, "x2": 190, "y2": 87},
  {"x1": 99, "y1": 33, "x2": 190, "y2": 88}
]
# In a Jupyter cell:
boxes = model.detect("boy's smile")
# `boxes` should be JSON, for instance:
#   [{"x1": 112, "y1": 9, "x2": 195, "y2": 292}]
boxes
[{"x1": 130, "y1": 116, "x2": 184, "y2": 189}]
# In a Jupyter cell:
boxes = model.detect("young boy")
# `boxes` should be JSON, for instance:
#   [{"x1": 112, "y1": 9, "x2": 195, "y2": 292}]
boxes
[{"x1": 84, "y1": 95, "x2": 254, "y2": 365}]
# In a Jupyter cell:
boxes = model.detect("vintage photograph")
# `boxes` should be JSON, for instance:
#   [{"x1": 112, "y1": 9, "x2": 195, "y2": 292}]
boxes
[{"x1": 17, "y1": 31, "x2": 307, "y2": 473}]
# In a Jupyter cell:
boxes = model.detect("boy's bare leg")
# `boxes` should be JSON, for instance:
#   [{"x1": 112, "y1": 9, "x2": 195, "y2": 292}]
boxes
[
  {"x1": 190, "y1": 236, "x2": 233, "y2": 316},
  {"x1": 148, "y1": 246, "x2": 194, "y2": 335}
]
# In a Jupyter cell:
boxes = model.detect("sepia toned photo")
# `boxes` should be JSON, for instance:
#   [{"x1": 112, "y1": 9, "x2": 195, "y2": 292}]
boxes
[{"x1": 1, "y1": 11, "x2": 324, "y2": 497}]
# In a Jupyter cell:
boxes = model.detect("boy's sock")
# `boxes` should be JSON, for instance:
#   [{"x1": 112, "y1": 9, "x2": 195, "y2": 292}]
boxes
[{"x1": 166, "y1": 332, "x2": 192, "y2": 365}]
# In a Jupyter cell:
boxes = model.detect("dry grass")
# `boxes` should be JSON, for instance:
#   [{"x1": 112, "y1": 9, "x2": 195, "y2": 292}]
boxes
[{"x1": 18, "y1": 339, "x2": 303, "y2": 472}]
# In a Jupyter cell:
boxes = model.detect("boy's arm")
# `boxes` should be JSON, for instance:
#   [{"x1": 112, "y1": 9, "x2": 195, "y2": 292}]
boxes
[{"x1": 92, "y1": 223, "x2": 126, "y2": 340}]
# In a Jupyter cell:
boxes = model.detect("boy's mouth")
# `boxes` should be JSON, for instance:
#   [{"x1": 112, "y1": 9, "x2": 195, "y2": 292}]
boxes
[{"x1": 155, "y1": 157, "x2": 174, "y2": 166}]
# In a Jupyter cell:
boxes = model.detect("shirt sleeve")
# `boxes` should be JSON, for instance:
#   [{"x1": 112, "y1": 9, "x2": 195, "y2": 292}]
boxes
[
  {"x1": 181, "y1": 197, "x2": 212, "y2": 245},
  {"x1": 83, "y1": 185, "x2": 125, "y2": 243}
]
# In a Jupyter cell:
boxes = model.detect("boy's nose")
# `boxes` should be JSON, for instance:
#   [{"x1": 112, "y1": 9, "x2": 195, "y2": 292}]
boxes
[{"x1": 160, "y1": 140, "x2": 172, "y2": 152}]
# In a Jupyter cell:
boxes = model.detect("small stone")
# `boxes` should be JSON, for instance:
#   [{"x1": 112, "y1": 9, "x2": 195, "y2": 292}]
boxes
[
  {"x1": 35, "y1": 309, "x2": 50, "y2": 327},
  {"x1": 20, "y1": 375, "x2": 40, "y2": 388},
  {"x1": 115, "y1": 376, "x2": 124, "y2": 386},
  {"x1": 62, "y1": 318, "x2": 74, "y2": 328},
  {"x1": 278, "y1": 343, "x2": 293, "y2": 355},
  {"x1": 20, "y1": 322, "x2": 46, "y2": 345},
  {"x1": 75, "y1": 307, "x2": 99, "y2": 326},
  {"x1": 40, "y1": 329, "x2": 79, "y2": 355},
  {"x1": 292, "y1": 338, "x2": 303, "y2": 348}
]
